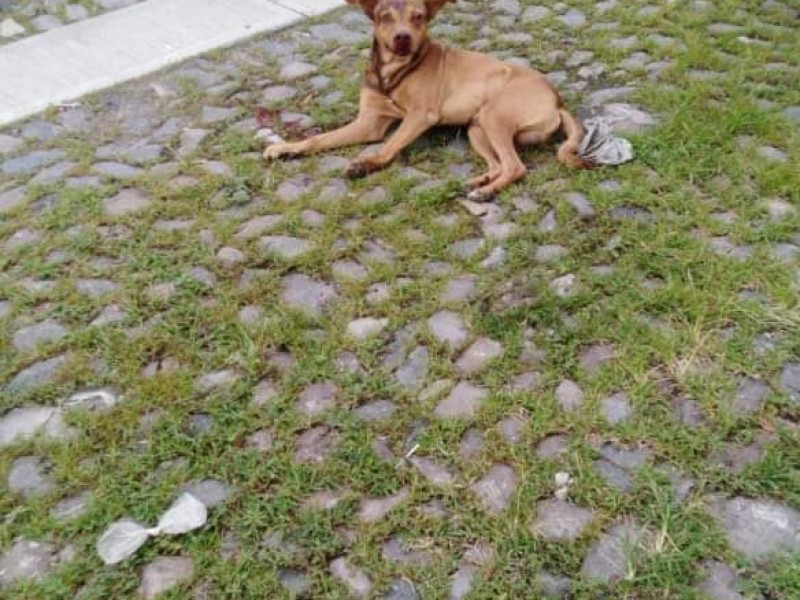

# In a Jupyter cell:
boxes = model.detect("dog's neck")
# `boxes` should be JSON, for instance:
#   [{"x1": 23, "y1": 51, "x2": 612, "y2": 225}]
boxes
[{"x1": 366, "y1": 37, "x2": 431, "y2": 95}]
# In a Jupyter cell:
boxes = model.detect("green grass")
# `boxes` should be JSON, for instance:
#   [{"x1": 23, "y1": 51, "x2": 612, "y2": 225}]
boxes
[{"x1": 0, "y1": 0, "x2": 799, "y2": 598}]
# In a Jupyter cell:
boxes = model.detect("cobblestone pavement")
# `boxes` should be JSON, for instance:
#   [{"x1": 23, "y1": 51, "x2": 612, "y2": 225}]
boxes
[
  {"x1": 0, "y1": 0, "x2": 148, "y2": 43},
  {"x1": 1, "y1": 0, "x2": 799, "y2": 598}
]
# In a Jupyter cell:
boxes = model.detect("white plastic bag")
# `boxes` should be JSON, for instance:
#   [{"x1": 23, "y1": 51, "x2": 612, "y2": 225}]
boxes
[
  {"x1": 97, "y1": 519, "x2": 151, "y2": 565},
  {"x1": 156, "y1": 493, "x2": 208, "y2": 534},
  {"x1": 97, "y1": 493, "x2": 208, "y2": 565}
]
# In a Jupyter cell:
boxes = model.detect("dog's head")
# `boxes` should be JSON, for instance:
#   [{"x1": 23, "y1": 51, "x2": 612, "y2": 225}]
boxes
[{"x1": 347, "y1": 0, "x2": 455, "y2": 57}]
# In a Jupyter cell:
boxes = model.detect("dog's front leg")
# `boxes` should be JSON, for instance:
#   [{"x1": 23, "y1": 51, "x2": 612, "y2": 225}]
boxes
[
  {"x1": 263, "y1": 113, "x2": 394, "y2": 160},
  {"x1": 264, "y1": 87, "x2": 399, "y2": 161},
  {"x1": 347, "y1": 111, "x2": 436, "y2": 177}
]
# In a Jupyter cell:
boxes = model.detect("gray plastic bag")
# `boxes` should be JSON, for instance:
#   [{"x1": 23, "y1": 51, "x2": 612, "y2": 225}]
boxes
[{"x1": 578, "y1": 117, "x2": 634, "y2": 166}]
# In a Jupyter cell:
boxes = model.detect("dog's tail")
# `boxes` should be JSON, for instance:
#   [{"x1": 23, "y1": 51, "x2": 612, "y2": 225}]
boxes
[{"x1": 557, "y1": 109, "x2": 593, "y2": 169}]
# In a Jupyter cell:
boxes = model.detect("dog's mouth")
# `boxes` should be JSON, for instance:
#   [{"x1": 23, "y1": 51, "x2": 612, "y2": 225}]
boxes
[{"x1": 392, "y1": 41, "x2": 413, "y2": 57}]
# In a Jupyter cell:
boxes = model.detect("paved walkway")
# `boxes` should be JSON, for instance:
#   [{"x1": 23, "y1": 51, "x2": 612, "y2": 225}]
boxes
[
  {"x1": 0, "y1": 0, "x2": 799, "y2": 598},
  {"x1": 0, "y1": 0, "x2": 342, "y2": 125},
  {"x1": 1, "y1": 0, "x2": 150, "y2": 45}
]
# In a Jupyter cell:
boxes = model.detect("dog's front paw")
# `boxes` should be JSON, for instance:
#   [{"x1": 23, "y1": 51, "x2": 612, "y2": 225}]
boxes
[
  {"x1": 346, "y1": 158, "x2": 384, "y2": 179},
  {"x1": 263, "y1": 143, "x2": 296, "y2": 161},
  {"x1": 466, "y1": 188, "x2": 494, "y2": 202}
]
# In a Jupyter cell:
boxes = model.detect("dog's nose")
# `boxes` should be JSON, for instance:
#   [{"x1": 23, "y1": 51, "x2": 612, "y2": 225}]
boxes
[{"x1": 394, "y1": 33, "x2": 412, "y2": 47}]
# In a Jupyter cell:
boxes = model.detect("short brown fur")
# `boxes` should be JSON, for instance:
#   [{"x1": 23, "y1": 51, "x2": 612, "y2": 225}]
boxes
[{"x1": 264, "y1": 0, "x2": 592, "y2": 199}]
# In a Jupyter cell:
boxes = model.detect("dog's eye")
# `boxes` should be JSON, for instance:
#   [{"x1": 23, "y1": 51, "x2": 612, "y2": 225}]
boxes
[
  {"x1": 380, "y1": 13, "x2": 394, "y2": 24},
  {"x1": 411, "y1": 13, "x2": 425, "y2": 24}
]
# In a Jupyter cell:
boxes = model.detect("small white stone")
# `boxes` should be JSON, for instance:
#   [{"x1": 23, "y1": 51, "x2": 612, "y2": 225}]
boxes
[
  {"x1": 62, "y1": 389, "x2": 119, "y2": 412},
  {"x1": 550, "y1": 274, "x2": 578, "y2": 297},
  {"x1": 347, "y1": 318, "x2": 389, "y2": 341},
  {"x1": 481, "y1": 246, "x2": 506, "y2": 268},
  {"x1": 0, "y1": 18, "x2": 25, "y2": 39},
  {"x1": 555, "y1": 472, "x2": 572, "y2": 488},
  {"x1": 329, "y1": 557, "x2": 371, "y2": 598},
  {"x1": 763, "y1": 197, "x2": 794, "y2": 220},
  {"x1": 217, "y1": 246, "x2": 245, "y2": 265}
]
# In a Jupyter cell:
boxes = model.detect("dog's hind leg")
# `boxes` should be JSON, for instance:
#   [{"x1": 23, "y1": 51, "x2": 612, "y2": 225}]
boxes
[
  {"x1": 515, "y1": 130, "x2": 547, "y2": 146},
  {"x1": 466, "y1": 123, "x2": 502, "y2": 189},
  {"x1": 468, "y1": 119, "x2": 527, "y2": 199}
]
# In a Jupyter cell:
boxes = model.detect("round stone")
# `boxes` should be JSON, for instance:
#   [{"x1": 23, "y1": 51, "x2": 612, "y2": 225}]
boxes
[
  {"x1": 50, "y1": 491, "x2": 91, "y2": 522},
  {"x1": 391, "y1": 345, "x2": 428, "y2": 391},
  {"x1": 579, "y1": 344, "x2": 615, "y2": 375},
  {"x1": 62, "y1": 388, "x2": 119, "y2": 412},
  {"x1": 5, "y1": 354, "x2": 68, "y2": 393},
  {"x1": 347, "y1": 317, "x2": 389, "y2": 340},
  {"x1": 383, "y1": 579, "x2": 420, "y2": 600},
  {"x1": 582, "y1": 522, "x2": 651, "y2": 582},
  {"x1": 533, "y1": 499, "x2": 595, "y2": 541},
  {"x1": 779, "y1": 363, "x2": 800, "y2": 404},
  {"x1": 180, "y1": 479, "x2": 231, "y2": 509},
  {"x1": 427, "y1": 310, "x2": 469, "y2": 350},
  {"x1": 0, "y1": 406, "x2": 69, "y2": 447},
  {"x1": 8, "y1": 456, "x2": 55, "y2": 498},
  {"x1": 294, "y1": 426, "x2": 340, "y2": 464},
  {"x1": 695, "y1": 561, "x2": 744, "y2": 600},
  {"x1": 456, "y1": 338, "x2": 504, "y2": 374},
  {"x1": 260, "y1": 236, "x2": 313, "y2": 260},
  {"x1": 555, "y1": 380, "x2": 584, "y2": 411},
  {"x1": 536, "y1": 435, "x2": 569, "y2": 459},
  {"x1": 330, "y1": 557, "x2": 372, "y2": 598},
  {"x1": 358, "y1": 488, "x2": 410, "y2": 523},
  {"x1": 296, "y1": 382, "x2": 338, "y2": 416},
  {"x1": 280, "y1": 61, "x2": 318, "y2": 80},
  {"x1": 354, "y1": 400, "x2": 396, "y2": 423},
  {"x1": 0, "y1": 539, "x2": 58, "y2": 587},
  {"x1": 278, "y1": 569, "x2": 311, "y2": 596},
  {"x1": 601, "y1": 392, "x2": 632, "y2": 424},
  {"x1": 597, "y1": 103, "x2": 659, "y2": 135},
  {"x1": 12, "y1": 320, "x2": 67, "y2": 352},
  {"x1": 435, "y1": 382, "x2": 487, "y2": 419},
  {"x1": 471, "y1": 464, "x2": 517, "y2": 515},
  {"x1": 460, "y1": 428, "x2": 485, "y2": 460},
  {"x1": 282, "y1": 274, "x2": 338, "y2": 317},
  {"x1": 707, "y1": 497, "x2": 800, "y2": 558},
  {"x1": 732, "y1": 377, "x2": 770, "y2": 414},
  {"x1": 138, "y1": 556, "x2": 195, "y2": 599},
  {"x1": 409, "y1": 456, "x2": 456, "y2": 487}
]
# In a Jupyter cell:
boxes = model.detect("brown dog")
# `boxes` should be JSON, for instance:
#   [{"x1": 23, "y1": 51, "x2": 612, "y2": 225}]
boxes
[{"x1": 263, "y1": 0, "x2": 590, "y2": 199}]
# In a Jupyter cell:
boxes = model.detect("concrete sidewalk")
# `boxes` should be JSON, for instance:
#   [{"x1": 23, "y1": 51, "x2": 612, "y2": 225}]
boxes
[{"x1": 0, "y1": 0, "x2": 343, "y2": 126}]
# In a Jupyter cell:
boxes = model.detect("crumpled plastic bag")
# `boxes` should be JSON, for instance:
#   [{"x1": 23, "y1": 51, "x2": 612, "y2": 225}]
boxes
[
  {"x1": 578, "y1": 117, "x2": 634, "y2": 166},
  {"x1": 97, "y1": 493, "x2": 207, "y2": 565}
]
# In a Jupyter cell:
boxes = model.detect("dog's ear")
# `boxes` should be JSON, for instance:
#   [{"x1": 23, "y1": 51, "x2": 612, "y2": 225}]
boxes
[
  {"x1": 346, "y1": 0, "x2": 380, "y2": 20},
  {"x1": 425, "y1": 0, "x2": 456, "y2": 19}
]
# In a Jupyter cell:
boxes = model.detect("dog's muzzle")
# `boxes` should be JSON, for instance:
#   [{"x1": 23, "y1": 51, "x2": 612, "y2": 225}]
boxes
[{"x1": 393, "y1": 33, "x2": 413, "y2": 56}]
